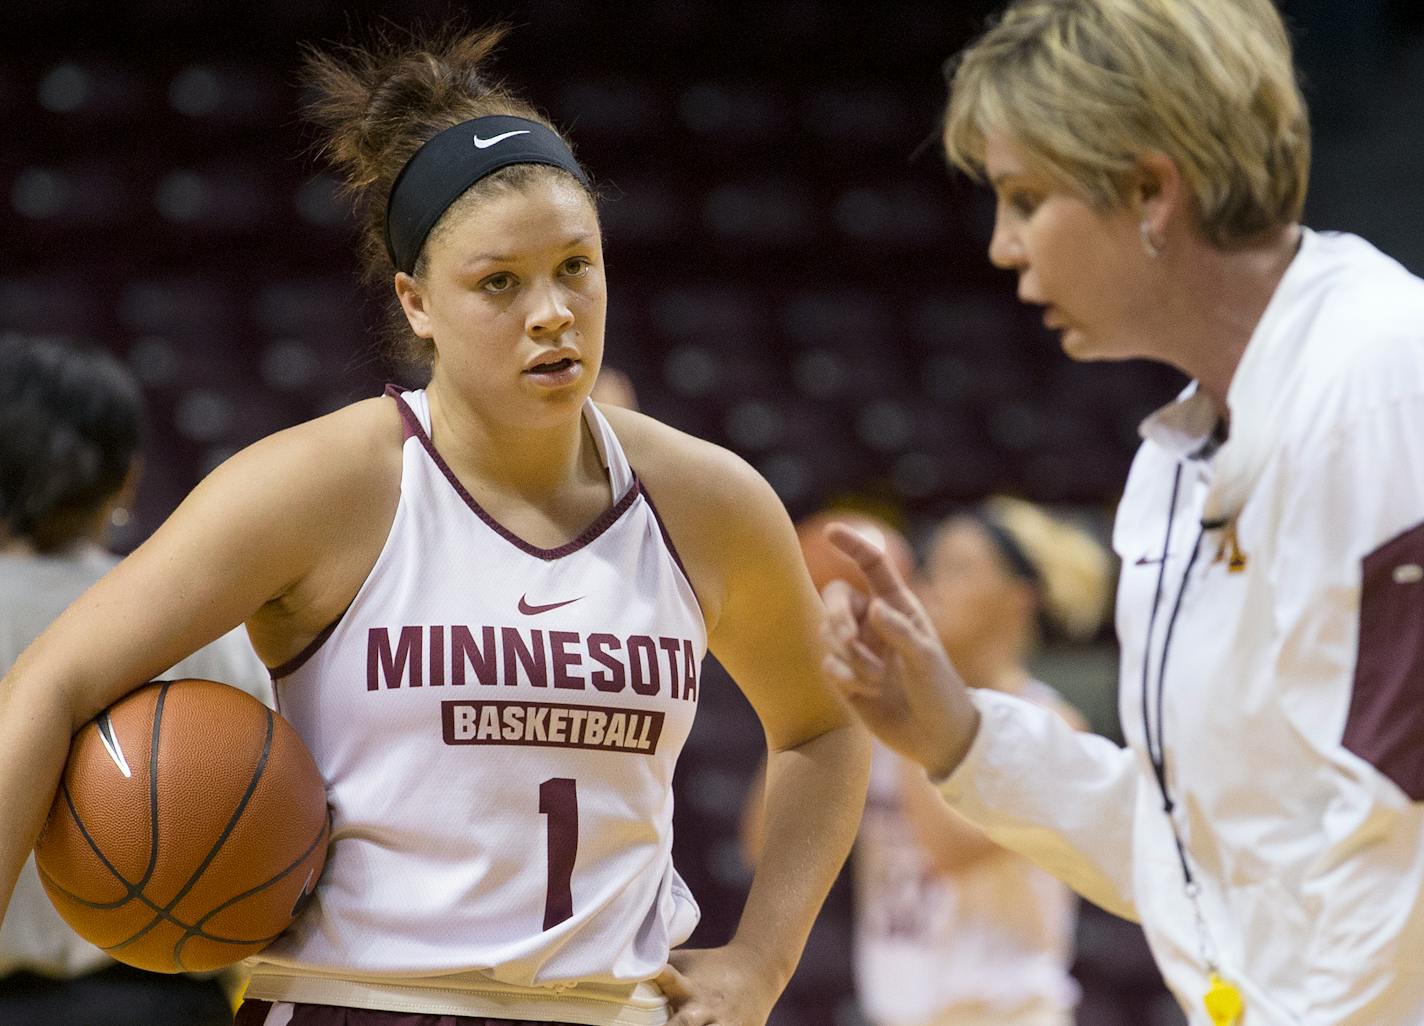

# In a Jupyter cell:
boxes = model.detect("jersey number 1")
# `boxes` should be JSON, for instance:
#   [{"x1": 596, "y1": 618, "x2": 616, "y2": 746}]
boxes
[{"x1": 540, "y1": 777, "x2": 578, "y2": 929}]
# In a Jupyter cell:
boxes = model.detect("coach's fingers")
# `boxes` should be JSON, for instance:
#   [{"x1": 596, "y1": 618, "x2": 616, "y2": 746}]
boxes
[
  {"x1": 850, "y1": 638, "x2": 886, "y2": 676},
  {"x1": 819, "y1": 578, "x2": 868, "y2": 641},
  {"x1": 824, "y1": 652, "x2": 880, "y2": 700},
  {"x1": 824, "y1": 649, "x2": 880, "y2": 694},
  {"x1": 866, "y1": 596, "x2": 934, "y2": 662},
  {"x1": 826, "y1": 523, "x2": 916, "y2": 614}
]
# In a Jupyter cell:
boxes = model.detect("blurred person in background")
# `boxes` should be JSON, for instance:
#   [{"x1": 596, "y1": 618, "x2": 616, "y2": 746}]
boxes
[
  {"x1": 589, "y1": 365, "x2": 639, "y2": 412},
  {"x1": 822, "y1": 1, "x2": 1424, "y2": 1023},
  {"x1": 852, "y1": 499, "x2": 1106, "y2": 1026},
  {"x1": 0, "y1": 335, "x2": 271, "y2": 1026},
  {"x1": 748, "y1": 503, "x2": 1108, "y2": 1026}
]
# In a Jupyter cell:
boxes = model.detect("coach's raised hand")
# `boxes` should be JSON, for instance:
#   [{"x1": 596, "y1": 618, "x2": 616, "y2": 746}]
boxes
[{"x1": 820, "y1": 523, "x2": 981, "y2": 781}]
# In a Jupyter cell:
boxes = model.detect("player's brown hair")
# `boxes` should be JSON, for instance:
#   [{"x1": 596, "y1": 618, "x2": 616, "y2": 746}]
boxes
[{"x1": 301, "y1": 25, "x2": 591, "y2": 364}]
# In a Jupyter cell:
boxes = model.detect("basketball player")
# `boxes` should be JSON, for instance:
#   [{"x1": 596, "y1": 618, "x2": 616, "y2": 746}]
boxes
[
  {"x1": 822, "y1": 1, "x2": 1424, "y2": 1024},
  {"x1": 0, "y1": 27, "x2": 869, "y2": 1026},
  {"x1": 750, "y1": 503, "x2": 1107, "y2": 1026},
  {"x1": 851, "y1": 500, "x2": 1105, "y2": 1026},
  {"x1": 0, "y1": 336, "x2": 271, "y2": 1026}
]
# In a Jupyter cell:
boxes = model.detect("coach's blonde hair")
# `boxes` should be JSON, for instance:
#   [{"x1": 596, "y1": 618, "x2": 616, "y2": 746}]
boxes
[{"x1": 943, "y1": 0, "x2": 1310, "y2": 247}]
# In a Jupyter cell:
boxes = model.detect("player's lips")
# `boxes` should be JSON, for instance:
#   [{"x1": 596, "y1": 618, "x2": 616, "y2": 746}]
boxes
[
  {"x1": 523, "y1": 348, "x2": 583, "y2": 387},
  {"x1": 1042, "y1": 306, "x2": 1067, "y2": 330},
  {"x1": 523, "y1": 347, "x2": 581, "y2": 374}
]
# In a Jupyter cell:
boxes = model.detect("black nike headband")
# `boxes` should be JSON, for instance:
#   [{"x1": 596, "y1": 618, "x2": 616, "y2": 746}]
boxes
[
  {"x1": 383, "y1": 115, "x2": 591, "y2": 275},
  {"x1": 971, "y1": 511, "x2": 1042, "y2": 586}
]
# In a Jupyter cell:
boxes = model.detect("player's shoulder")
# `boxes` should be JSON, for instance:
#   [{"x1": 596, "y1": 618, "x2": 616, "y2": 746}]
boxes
[
  {"x1": 599, "y1": 402, "x2": 777, "y2": 521},
  {"x1": 213, "y1": 394, "x2": 403, "y2": 501},
  {"x1": 600, "y1": 403, "x2": 793, "y2": 622}
]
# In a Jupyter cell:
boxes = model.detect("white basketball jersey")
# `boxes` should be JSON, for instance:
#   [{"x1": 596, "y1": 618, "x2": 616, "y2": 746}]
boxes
[{"x1": 245, "y1": 388, "x2": 704, "y2": 1024}]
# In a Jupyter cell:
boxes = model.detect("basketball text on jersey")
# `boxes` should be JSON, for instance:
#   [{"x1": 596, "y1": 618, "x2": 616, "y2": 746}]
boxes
[{"x1": 443, "y1": 699, "x2": 664, "y2": 753}]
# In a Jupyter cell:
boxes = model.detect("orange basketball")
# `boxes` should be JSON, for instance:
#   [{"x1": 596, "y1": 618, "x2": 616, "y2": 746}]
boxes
[
  {"x1": 796, "y1": 510, "x2": 916, "y2": 594},
  {"x1": 33, "y1": 678, "x2": 329, "y2": 973}
]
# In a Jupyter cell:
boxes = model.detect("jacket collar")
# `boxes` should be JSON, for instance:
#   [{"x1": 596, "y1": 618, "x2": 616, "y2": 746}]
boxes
[{"x1": 1138, "y1": 227, "x2": 1319, "y2": 523}]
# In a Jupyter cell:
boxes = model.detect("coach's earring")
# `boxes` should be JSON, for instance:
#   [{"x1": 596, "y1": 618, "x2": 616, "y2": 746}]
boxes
[
  {"x1": 110, "y1": 506, "x2": 131, "y2": 528},
  {"x1": 1140, "y1": 221, "x2": 1163, "y2": 259}
]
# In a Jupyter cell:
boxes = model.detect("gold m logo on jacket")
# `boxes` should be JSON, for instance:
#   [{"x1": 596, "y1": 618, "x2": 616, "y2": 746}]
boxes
[{"x1": 1212, "y1": 521, "x2": 1248, "y2": 573}]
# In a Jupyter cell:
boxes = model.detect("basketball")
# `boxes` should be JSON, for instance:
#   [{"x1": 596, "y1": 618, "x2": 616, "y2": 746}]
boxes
[
  {"x1": 32, "y1": 678, "x2": 330, "y2": 974},
  {"x1": 796, "y1": 510, "x2": 916, "y2": 594}
]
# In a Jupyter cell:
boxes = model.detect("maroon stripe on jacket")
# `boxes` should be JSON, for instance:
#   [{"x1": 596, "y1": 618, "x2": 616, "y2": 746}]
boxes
[
  {"x1": 1343, "y1": 519, "x2": 1424, "y2": 800},
  {"x1": 386, "y1": 385, "x2": 639, "y2": 561}
]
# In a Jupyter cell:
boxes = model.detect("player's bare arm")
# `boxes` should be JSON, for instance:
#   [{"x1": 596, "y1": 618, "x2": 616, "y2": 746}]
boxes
[
  {"x1": 607, "y1": 403, "x2": 871, "y2": 1026},
  {"x1": 0, "y1": 395, "x2": 401, "y2": 929}
]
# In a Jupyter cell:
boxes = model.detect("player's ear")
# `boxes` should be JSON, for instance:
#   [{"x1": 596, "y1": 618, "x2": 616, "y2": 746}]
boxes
[{"x1": 394, "y1": 272, "x2": 435, "y2": 339}]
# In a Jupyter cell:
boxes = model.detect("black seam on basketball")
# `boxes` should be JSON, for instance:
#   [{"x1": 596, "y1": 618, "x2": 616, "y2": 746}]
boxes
[
  {"x1": 191, "y1": 818, "x2": 328, "y2": 933},
  {"x1": 35, "y1": 859, "x2": 138, "y2": 912},
  {"x1": 89, "y1": 682, "x2": 176, "y2": 958},
  {"x1": 55, "y1": 777, "x2": 143, "y2": 904},
  {"x1": 103, "y1": 704, "x2": 275, "y2": 963},
  {"x1": 141, "y1": 681, "x2": 169, "y2": 892},
  {"x1": 171, "y1": 816, "x2": 330, "y2": 970}
]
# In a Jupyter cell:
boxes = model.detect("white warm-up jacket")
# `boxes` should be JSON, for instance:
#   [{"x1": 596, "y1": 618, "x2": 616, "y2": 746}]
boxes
[{"x1": 937, "y1": 229, "x2": 1424, "y2": 1025}]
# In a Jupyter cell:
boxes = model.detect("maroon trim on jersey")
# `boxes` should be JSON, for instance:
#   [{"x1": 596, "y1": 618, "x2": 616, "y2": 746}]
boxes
[
  {"x1": 385, "y1": 384, "x2": 640, "y2": 561},
  {"x1": 236, "y1": 1001, "x2": 585, "y2": 1026},
  {"x1": 637, "y1": 481, "x2": 703, "y2": 616},
  {"x1": 384, "y1": 382, "x2": 421, "y2": 441},
  {"x1": 268, "y1": 605, "x2": 350, "y2": 681},
  {"x1": 266, "y1": 386, "x2": 420, "y2": 681},
  {"x1": 1343, "y1": 519, "x2": 1424, "y2": 800}
]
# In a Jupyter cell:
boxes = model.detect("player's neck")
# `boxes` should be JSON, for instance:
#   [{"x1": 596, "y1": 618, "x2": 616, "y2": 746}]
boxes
[{"x1": 424, "y1": 383, "x2": 604, "y2": 505}]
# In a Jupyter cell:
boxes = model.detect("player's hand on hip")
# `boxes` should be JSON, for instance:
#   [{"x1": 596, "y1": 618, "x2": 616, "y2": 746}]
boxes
[
  {"x1": 656, "y1": 944, "x2": 779, "y2": 1026},
  {"x1": 821, "y1": 522, "x2": 981, "y2": 781}
]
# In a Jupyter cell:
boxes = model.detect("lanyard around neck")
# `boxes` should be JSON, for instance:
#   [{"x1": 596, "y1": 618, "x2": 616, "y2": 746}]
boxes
[{"x1": 1139, "y1": 462, "x2": 1206, "y2": 884}]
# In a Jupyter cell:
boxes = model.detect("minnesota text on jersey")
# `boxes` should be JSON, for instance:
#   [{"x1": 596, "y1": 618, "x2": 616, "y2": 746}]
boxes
[{"x1": 367, "y1": 624, "x2": 700, "y2": 698}]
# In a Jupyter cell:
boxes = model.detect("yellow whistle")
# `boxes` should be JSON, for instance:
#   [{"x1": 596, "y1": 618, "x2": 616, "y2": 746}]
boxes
[{"x1": 1203, "y1": 972, "x2": 1244, "y2": 1026}]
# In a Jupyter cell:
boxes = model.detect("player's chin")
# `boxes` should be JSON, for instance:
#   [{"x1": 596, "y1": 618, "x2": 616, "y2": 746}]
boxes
[
  {"x1": 1058, "y1": 326, "x2": 1090, "y2": 356},
  {"x1": 1058, "y1": 327, "x2": 1119, "y2": 362}
]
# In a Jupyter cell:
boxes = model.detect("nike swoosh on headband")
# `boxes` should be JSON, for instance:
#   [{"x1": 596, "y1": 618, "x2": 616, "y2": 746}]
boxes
[
  {"x1": 385, "y1": 116, "x2": 590, "y2": 274},
  {"x1": 473, "y1": 130, "x2": 532, "y2": 149}
]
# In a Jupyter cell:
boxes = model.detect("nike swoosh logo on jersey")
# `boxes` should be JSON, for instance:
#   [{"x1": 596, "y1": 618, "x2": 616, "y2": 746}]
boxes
[
  {"x1": 518, "y1": 594, "x2": 584, "y2": 615},
  {"x1": 473, "y1": 130, "x2": 531, "y2": 149},
  {"x1": 1134, "y1": 552, "x2": 1176, "y2": 566}
]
